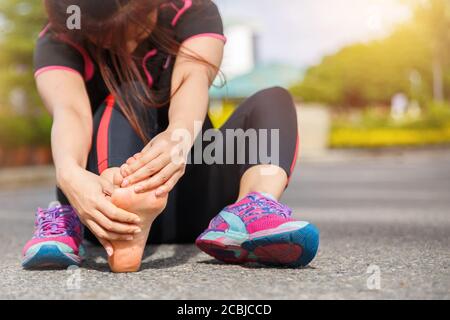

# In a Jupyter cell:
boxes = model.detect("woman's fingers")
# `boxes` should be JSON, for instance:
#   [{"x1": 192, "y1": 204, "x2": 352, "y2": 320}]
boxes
[
  {"x1": 91, "y1": 209, "x2": 141, "y2": 235},
  {"x1": 85, "y1": 219, "x2": 135, "y2": 242},
  {"x1": 99, "y1": 175, "x2": 115, "y2": 197},
  {"x1": 113, "y1": 171, "x2": 124, "y2": 186},
  {"x1": 126, "y1": 153, "x2": 142, "y2": 165},
  {"x1": 134, "y1": 163, "x2": 180, "y2": 193},
  {"x1": 155, "y1": 171, "x2": 184, "y2": 197},
  {"x1": 97, "y1": 237, "x2": 114, "y2": 257},
  {"x1": 121, "y1": 147, "x2": 162, "y2": 178},
  {"x1": 121, "y1": 154, "x2": 169, "y2": 187},
  {"x1": 96, "y1": 198, "x2": 141, "y2": 224}
]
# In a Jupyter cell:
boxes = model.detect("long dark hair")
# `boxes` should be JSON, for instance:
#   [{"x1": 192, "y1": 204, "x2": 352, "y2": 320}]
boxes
[{"x1": 44, "y1": 0, "x2": 219, "y2": 142}]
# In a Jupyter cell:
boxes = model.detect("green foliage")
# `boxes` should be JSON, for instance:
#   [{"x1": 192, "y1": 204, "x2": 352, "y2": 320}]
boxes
[
  {"x1": 0, "y1": 0, "x2": 46, "y2": 114},
  {"x1": 292, "y1": 0, "x2": 450, "y2": 107},
  {"x1": 0, "y1": 0, "x2": 48, "y2": 152},
  {"x1": 208, "y1": 101, "x2": 237, "y2": 128},
  {"x1": 414, "y1": 0, "x2": 450, "y2": 61},
  {"x1": 334, "y1": 102, "x2": 450, "y2": 130},
  {"x1": 330, "y1": 102, "x2": 450, "y2": 148},
  {"x1": 330, "y1": 126, "x2": 450, "y2": 148},
  {"x1": 0, "y1": 114, "x2": 51, "y2": 148}
]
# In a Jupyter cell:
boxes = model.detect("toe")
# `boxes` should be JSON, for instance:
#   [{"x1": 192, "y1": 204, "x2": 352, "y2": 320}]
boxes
[{"x1": 113, "y1": 171, "x2": 124, "y2": 187}]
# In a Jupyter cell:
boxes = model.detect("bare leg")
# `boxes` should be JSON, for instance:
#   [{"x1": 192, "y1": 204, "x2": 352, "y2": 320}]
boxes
[
  {"x1": 101, "y1": 168, "x2": 168, "y2": 273},
  {"x1": 238, "y1": 165, "x2": 288, "y2": 201}
]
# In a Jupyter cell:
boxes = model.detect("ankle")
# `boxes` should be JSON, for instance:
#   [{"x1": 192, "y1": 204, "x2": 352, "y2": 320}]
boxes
[
  {"x1": 238, "y1": 189, "x2": 280, "y2": 202},
  {"x1": 239, "y1": 166, "x2": 287, "y2": 201}
]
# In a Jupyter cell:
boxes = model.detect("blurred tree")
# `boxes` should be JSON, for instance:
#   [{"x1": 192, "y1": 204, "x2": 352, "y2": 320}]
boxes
[
  {"x1": 292, "y1": 0, "x2": 450, "y2": 107},
  {"x1": 413, "y1": 0, "x2": 450, "y2": 102},
  {"x1": 0, "y1": 0, "x2": 46, "y2": 115}
]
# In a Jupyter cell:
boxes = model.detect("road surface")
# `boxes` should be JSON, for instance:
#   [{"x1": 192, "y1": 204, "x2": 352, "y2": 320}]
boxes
[{"x1": 0, "y1": 149, "x2": 449, "y2": 299}]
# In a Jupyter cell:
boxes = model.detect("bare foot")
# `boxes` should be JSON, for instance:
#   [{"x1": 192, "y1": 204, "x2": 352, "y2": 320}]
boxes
[{"x1": 101, "y1": 168, "x2": 168, "y2": 273}]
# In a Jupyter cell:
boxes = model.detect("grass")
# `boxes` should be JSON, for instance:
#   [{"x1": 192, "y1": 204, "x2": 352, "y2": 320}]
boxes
[
  {"x1": 330, "y1": 102, "x2": 450, "y2": 148},
  {"x1": 331, "y1": 127, "x2": 450, "y2": 148},
  {"x1": 208, "y1": 101, "x2": 236, "y2": 128}
]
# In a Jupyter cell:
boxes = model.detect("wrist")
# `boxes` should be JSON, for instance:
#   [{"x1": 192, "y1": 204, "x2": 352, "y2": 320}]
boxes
[
  {"x1": 168, "y1": 119, "x2": 204, "y2": 139},
  {"x1": 167, "y1": 121, "x2": 188, "y2": 132},
  {"x1": 55, "y1": 162, "x2": 83, "y2": 190}
]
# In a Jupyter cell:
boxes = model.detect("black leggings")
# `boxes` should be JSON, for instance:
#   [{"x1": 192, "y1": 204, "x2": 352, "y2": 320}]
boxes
[{"x1": 58, "y1": 86, "x2": 299, "y2": 244}]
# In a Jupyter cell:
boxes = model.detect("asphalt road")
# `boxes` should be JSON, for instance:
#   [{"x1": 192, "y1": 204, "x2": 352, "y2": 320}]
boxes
[{"x1": 0, "y1": 149, "x2": 449, "y2": 300}]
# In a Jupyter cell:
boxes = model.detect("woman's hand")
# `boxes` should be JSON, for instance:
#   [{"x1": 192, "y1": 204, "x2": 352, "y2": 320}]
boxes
[
  {"x1": 119, "y1": 129, "x2": 189, "y2": 197},
  {"x1": 58, "y1": 166, "x2": 142, "y2": 256}
]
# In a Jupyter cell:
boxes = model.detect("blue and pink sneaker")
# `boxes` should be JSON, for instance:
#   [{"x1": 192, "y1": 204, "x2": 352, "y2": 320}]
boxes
[
  {"x1": 22, "y1": 202, "x2": 85, "y2": 269},
  {"x1": 196, "y1": 192, "x2": 319, "y2": 268}
]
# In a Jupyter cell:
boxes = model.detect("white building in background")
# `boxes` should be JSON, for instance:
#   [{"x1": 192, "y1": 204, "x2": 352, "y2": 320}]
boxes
[
  {"x1": 210, "y1": 21, "x2": 302, "y2": 102},
  {"x1": 221, "y1": 24, "x2": 259, "y2": 80}
]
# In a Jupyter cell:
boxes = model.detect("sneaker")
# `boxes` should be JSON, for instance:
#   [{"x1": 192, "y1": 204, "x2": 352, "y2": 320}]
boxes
[
  {"x1": 196, "y1": 192, "x2": 319, "y2": 267},
  {"x1": 22, "y1": 202, "x2": 85, "y2": 269}
]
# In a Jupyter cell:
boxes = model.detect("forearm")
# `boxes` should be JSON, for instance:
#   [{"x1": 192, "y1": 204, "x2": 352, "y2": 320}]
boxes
[
  {"x1": 167, "y1": 37, "x2": 224, "y2": 142},
  {"x1": 167, "y1": 69, "x2": 211, "y2": 143},
  {"x1": 52, "y1": 108, "x2": 93, "y2": 186},
  {"x1": 35, "y1": 71, "x2": 94, "y2": 187}
]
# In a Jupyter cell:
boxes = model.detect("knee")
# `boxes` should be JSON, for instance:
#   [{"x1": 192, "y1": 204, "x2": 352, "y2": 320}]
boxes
[
  {"x1": 258, "y1": 86, "x2": 294, "y2": 104},
  {"x1": 260, "y1": 86, "x2": 292, "y2": 98},
  {"x1": 251, "y1": 86, "x2": 296, "y2": 114}
]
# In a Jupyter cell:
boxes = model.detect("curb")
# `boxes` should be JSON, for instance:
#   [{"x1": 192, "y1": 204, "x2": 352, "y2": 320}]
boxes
[
  {"x1": 0, "y1": 165, "x2": 55, "y2": 188},
  {"x1": 1, "y1": 147, "x2": 449, "y2": 188}
]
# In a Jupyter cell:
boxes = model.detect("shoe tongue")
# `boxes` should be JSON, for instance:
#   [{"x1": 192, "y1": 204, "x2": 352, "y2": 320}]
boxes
[
  {"x1": 38, "y1": 207, "x2": 70, "y2": 231},
  {"x1": 48, "y1": 201, "x2": 62, "y2": 209},
  {"x1": 34, "y1": 206, "x2": 81, "y2": 239},
  {"x1": 230, "y1": 192, "x2": 292, "y2": 218},
  {"x1": 258, "y1": 192, "x2": 277, "y2": 201}
]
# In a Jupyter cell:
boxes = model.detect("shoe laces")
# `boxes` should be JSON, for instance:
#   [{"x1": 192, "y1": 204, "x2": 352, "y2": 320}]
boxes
[
  {"x1": 34, "y1": 206, "x2": 81, "y2": 239},
  {"x1": 226, "y1": 192, "x2": 292, "y2": 224}
]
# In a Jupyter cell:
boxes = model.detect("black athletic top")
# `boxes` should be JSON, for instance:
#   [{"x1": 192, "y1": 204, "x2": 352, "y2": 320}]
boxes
[{"x1": 34, "y1": 0, "x2": 226, "y2": 115}]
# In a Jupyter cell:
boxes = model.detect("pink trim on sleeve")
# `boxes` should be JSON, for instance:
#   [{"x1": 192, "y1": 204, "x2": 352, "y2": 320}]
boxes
[
  {"x1": 34, "y1": 66, "x2": 83, "y2": 78},
  {"x1": 171, "y1": 0, "x2": 193, "y2": 26},
  {"x1": 163, "y1": 56, "x2": 172, "y2": 70},
  {"x1": 142, "y1": 49, "x2": 158, "y2": 88},
  {"x1": 97, "y1": 95, "x2": 116, "y2": 175},
  {"x1": 182, "y1": 33, "x2": 227, "y2": 44},
  {"x1": 39, "y1": 24, "x2": 51, "y2": 38},
  {"x1": 57, "y1": 35, "x2": 95, "y2": 82}
]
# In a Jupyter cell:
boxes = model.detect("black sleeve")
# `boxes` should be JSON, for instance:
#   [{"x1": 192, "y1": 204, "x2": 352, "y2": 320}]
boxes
[
  {"x1": 34, "y1": 30, "x2": 86, "y2": 79},
  {"x1": 174, "y1": 0, "x2": 226, "y2": 43}
]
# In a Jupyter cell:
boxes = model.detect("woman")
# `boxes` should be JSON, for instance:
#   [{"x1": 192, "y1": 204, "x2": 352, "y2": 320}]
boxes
[{"x1": 22, "y1": 0, "x2": 319, "y2": 272}]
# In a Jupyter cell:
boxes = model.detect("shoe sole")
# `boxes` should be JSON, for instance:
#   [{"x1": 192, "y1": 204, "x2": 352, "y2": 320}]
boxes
[
  {"x1": 22, "y1": 244, "x2": 82, "y2": 270},
  {"x1": 196, "y1": 224, "x2": 319, "y2": 268}
]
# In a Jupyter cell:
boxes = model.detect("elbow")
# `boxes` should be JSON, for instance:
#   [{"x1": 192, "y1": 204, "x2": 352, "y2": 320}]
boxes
[{"x1": 181, "y1": 63, "x2": 217, "y2": 86}]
